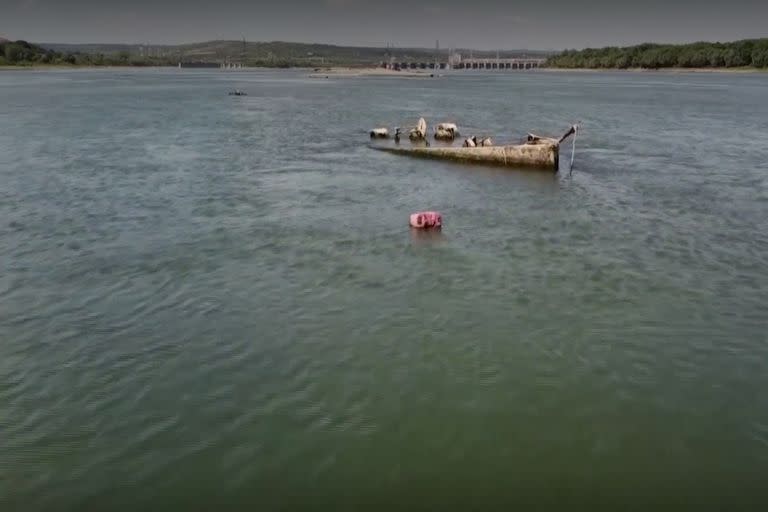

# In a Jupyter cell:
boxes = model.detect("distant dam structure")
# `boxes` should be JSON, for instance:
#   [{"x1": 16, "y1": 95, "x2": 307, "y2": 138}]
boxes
[
  {"x1": 383, "y1": 57, "x2": 545, "y2": 71},
  {"x1": 452, "y1": 57, "x2": 545, "y2": 70},
  {"x1": 176, "y1": 61, "x2": 246, "y2": 70}
]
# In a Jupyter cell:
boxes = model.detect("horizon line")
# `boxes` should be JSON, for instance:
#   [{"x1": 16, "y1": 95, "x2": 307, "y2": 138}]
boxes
[{"x1": 6, "y1": 35, "x2": 767, "y2": 53}]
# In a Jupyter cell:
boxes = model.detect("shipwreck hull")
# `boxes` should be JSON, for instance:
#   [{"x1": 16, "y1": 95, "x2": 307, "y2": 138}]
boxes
[{"x1": 372, "y1": 142, "x2": 560, "y2": 171}]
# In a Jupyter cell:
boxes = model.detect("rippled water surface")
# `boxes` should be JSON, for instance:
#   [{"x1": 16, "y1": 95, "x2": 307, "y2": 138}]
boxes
[{"x1": 2, "y1": 68, "x2": 768, "y2": 509}]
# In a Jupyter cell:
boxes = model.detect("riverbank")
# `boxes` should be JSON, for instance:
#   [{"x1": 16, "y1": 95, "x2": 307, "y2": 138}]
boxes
[
  {"x1": 0, "y1": 64, "x2": 172, "y2": 71},
  {"x1": 4, "y1": 64, "x2": 763, "y2": 75},
  {"x1": 1, "y1": 65, "x2": 437, "y2": 77},
  {"x1": 308, "y1": 67, "x2": 436, "y2": 78},
  {"x1": 541, "y1": 66, "x2": 766, "y2": 74}
]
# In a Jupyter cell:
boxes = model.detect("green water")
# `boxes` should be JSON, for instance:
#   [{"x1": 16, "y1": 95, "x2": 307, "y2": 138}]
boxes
[{"x1": 1, "y1": 69, "x2": 768, "y2": 509}]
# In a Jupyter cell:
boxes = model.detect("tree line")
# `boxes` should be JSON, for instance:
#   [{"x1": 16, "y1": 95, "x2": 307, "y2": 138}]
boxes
[
  {"x1": 0, "y1": 39, "x2": 359, "y2": 68},
  {"x1": 546, "y1": 39, "x2": 768, "y2": 69},
  {"x1": 6, "y1": 37, "x2": 768, "y2": 70},
  {"x1": 0, "y1": 40, "x2": 176, "y2": 67}
]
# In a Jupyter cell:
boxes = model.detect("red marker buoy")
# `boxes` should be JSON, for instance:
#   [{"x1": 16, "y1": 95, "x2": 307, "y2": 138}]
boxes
[{"x1": 409, "y1": 211, "x2": 442, "y2": 229}]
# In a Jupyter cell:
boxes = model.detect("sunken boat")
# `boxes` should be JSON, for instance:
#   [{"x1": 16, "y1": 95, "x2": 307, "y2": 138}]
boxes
[{"x1": 372, "y1": 125, "x2": 578, "y2": 172}]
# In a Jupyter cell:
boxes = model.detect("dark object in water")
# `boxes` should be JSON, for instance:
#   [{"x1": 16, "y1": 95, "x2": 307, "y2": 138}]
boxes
[{"x1": 229, "y1": 90, "x2": 248, "y2": 96}]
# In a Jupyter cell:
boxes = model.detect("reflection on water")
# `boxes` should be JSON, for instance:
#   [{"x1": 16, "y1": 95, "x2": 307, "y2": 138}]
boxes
[{"x1": 409, "y1": 227, "x2": 445, "y2": 244}]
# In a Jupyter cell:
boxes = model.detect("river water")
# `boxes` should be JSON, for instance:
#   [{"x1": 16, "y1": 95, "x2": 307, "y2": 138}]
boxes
[{"x1": 1, "y1": 68, "x2": 767, "y2": 509}]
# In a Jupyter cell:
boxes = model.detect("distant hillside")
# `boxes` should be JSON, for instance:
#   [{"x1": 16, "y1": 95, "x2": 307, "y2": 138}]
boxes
[
  {"x1": 41, "y1": 40, "x2": 552, "y2": 67},
  {"x1": 42, "y1": 43, "x2": 161, "y2": 55},
  {"x1": 547, "y1": 39, "x2": 768, "y2": 69},
  {"x1": 7, "y1": 37, "x2": 551, "y2": 68}
]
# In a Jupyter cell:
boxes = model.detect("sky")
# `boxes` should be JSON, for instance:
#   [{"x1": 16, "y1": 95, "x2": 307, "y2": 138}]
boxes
[{"x1": 2, "y1": 0, "x2": 766, "y2": 50}]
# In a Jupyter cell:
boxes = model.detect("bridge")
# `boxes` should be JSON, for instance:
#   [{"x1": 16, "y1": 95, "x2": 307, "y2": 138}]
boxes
[{"x1": 384, "y1": 57, "x2": 545, "y2": 71}]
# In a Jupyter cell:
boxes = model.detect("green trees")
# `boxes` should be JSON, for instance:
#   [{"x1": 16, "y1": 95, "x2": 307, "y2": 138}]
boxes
[
  {"x1": 4, "y1": 43, "x2": 22, "y2": 63},
  {"x1": 723, "y1": 49, "x2": 745, "y2": 67},
  {"x1": 547, "y1": 39, "x2": 768, "y2": 69},
  {"x1": 752, "y1": 40, "x2": 768, "y2": 68},
  {"x1": 0, "y1": 40, "x2": 179, "y2": 66},
  {"x1": 1, "y1": 40, "x2": 58, "y2": 65}
]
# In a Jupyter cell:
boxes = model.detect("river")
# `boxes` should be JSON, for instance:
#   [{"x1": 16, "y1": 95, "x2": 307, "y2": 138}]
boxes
[{"x1": 1, "y1": 68, "x2": 768, "y2": 509}]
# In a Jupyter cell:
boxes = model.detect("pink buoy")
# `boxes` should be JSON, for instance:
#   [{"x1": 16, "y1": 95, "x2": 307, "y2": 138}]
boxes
[{"x1": 409, "y1": 211, "x2": 442, "y2": 229}]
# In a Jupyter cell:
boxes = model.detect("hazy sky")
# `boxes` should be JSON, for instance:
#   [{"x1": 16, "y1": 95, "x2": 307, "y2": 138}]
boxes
[{"x1": 2, "y1": 0, "x2": 766, "y2": 49}]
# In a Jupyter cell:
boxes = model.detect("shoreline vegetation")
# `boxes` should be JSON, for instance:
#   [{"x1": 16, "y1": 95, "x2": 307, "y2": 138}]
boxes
[
  {"x1": 2, "y1": 38, "x2": 768, "y2": 72},
  {"x1": 545, "y1": 39, "x2": 768, "y2": 70},
  {"x1": 0, "y1": 40, "x2": 175, "y2": 67},
  {"x1": 3, "y1": 64, "x2": 764, "y2": 76},
  {"x1": 0, "y1": 39, "x2": 547, "y2": 69},
  {"x1": 540, "y1": 66, "x2": 766, "y2": 74}
]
